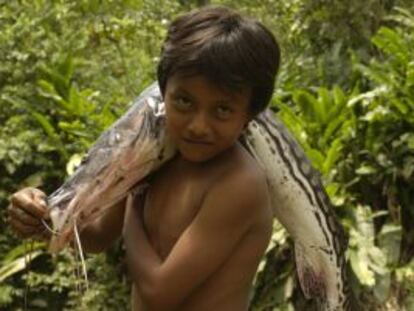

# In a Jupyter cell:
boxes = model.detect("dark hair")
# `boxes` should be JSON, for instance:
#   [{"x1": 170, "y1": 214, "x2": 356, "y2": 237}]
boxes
[{"x1": 157, "y1": 6, "x2": 280, "y2": 116}]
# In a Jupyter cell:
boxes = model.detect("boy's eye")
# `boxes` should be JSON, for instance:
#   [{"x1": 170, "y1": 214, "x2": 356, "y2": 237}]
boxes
[
  {"x1": 216, "y1": 106, "x2": 233, "y2": 119},
  {"x1": 173, "y1": 97, "x2": 192, "y2": 111}
]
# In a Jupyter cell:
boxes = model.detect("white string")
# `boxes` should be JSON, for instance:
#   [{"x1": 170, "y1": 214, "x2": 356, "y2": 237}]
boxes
[
  {"x1": 73, "y1": 220, "x2": 89, "y2": 291},
  {"x1": 41, "y1": 219, "x2": 60, "y2": 236}
]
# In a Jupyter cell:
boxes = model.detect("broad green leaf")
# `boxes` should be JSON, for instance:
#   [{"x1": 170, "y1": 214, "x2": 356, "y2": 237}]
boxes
[
  {"x1": 321, "y1": 112, "x2": 349, "y2": 148},
  {"x1": 372, "y1": 27, "x2": 409, "y2": 64},
  {"x1": 322, "y1": 137, "x2": 343, "y2": 173},
  {"x1": 293, "y1": 90, "x2": 319, "y2": 123},
  {"x1": 373, "y1": 272, "x2": 391, "y2": 303},
  {"x1": 38, "y1": 65, "x2": 70, "y2": 100},
  {"x1": 58, "y1": 55, "x2": 74, "y2": 82},
  {"x1": 0, "y1": 248, "x2": 43, "y2": 283},
  {"x1": 389, "y1": 97, "x2": 409, "y2": 115},
  {"x1": 69, "y1": 85, "x2": 81, "y2": 116},
  {"x1": 347, "y1": 86, "x2": 388, "y2": 108},
  {"x1": 356, "y1": 63, "x2": 398, "y2": 90},
  {"x1": 37, "y1": 79, "x2": 71, "y2": 111},
  {"x1": 277, "y1": 102, "x2": 307, "y2": 145},
  {"x1": 332, "y1": 85, "x2": 345, "y2": 108},
  {"x1": 2, "y1": 242, "x2": 45, "y2": 264},
  {"x1": 305, "y1": 148, "x2": 325, "y2": 171},
  {"x1": 316, "y1": 87, "x2": 330, "y2": 124},
  {"x1": 387, "y1": 7, "x2": 414, "y2": 28},
  {"x1": 378, "y1": 223, "x2": 402, "y2": 265},
  {"x1": 349, "y1": 248, "x2": 375, "y2": 286}
]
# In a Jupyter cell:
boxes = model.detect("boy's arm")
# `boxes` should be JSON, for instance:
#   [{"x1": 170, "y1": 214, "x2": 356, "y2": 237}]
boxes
[
  {"x1": 78, "y1": 198, "x2": 126, "y2": 253},
  {"x1": 9, "y1": 187, "x2": 126, "y2": 253},
  {"x1": 123, "y1": 172, "x2": 271, "y2": 311}
]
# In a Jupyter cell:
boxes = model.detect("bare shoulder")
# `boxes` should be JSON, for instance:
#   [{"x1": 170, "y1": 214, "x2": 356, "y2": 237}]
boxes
[{"x1": 202, "y1": 146, "x2": 272, "y2": 231}]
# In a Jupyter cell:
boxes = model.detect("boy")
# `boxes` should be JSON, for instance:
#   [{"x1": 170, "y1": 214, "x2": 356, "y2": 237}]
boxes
[{"x1": 9, "y1": 6, "x2": 280, "y2": 310}]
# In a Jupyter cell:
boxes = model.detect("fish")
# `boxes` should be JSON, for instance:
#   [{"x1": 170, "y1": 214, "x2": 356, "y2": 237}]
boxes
[
  {"x1": 46, "y1": 82, "x2": 353, "y2": 310},
  {"x1": 47, "y1": 83, "x2": 176, "y2": 253},
  {"x1": 243, "y1": 112, "x2": 354, "y2": 310}
]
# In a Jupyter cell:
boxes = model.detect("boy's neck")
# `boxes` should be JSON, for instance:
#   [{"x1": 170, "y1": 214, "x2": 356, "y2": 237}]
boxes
[{"x1": 176, "y1": 143, "x2": 241, "y2": 170}]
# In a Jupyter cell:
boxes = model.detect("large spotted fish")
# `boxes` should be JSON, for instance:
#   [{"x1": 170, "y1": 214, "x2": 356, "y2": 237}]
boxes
[
  {"x1": 46, "y1": 83, "x2": 353, "y2": 310},
  {"x1": 47, "y1": 84, "x2": 175, "y2": 252},
  {"x1": 243, "y1": 112, "x2": 353, "y2": 310}
]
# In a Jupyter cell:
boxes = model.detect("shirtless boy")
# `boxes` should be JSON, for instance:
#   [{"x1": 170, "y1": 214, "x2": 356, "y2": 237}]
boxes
[{"x1": 8, "y1": 6, "x2": 280, "y2": 311}]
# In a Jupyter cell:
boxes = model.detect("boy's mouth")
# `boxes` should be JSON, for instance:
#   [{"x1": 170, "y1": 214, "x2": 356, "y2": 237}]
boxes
[{"x1": 182, "y1": 138, "x2": 213, "y2": 145}]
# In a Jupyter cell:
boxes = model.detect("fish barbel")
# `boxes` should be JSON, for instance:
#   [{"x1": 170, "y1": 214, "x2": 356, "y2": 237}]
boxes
[{"x1": 46, "y1": 83, "x2": 353, "y2": 310}]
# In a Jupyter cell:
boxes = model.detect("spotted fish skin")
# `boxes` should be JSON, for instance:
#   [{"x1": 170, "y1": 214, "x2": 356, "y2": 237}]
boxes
[
  {"x1": 47, "y1": 84, "x2": 352, "y2": 309},
  {"x1": 244, "y1": 110, "x2": 353, "y2": 310},
  {"x1": 47, "y1": 83, "x2": 176, "y2": 252}
]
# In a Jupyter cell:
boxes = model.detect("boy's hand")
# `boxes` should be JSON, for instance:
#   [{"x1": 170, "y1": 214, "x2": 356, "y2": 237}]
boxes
[
  {"x1": 8, "y1": 187, "x2": 50, "y2": 239},
  {"x1": 123, "y1": 193, "x2": 144, "y2": 238}
]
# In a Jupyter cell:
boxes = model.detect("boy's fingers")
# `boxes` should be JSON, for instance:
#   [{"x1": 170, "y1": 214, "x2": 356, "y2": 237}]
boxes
[
  {"x1": 8, "y1": 204, "x2": 41, "y2": 226},
  {"x1": 9, "y1": 217, "x2": 42, "y2": 238},
  {"x1": 32, "y1": 188, "x2": 48, "y2": 208},
  {"x1": 32, "y1": 190, "x2": 50, "y2": 220},
  {"x1": 10, "y1": 192, "x2": 46, "y2": 219}
]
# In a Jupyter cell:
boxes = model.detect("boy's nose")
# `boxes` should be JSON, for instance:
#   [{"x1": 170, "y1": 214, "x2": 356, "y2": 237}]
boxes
[{"x1": 187, "y1": 113, "x2": 211, "y2": 138}]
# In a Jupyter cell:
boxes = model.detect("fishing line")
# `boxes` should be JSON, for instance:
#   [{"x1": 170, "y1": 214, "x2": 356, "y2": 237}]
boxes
[
  {"x1": 69, "y1": 237, "x2": 81, "y2": 295},
  {"x1": 23, "y1": 240, "x2": 28, "y2": 311},
  {"x1": 73, "y1": 219, "x2": 89, "y2": 291},
  {"x1": 41, "y1": 219, "x2": 60, "y2": 236},
  {"x1": 23, "y1": 240, "x2": 34, "y2": 311},
  {"x1": 41, "y1": 213, "x2": 90, "y2": 294}
]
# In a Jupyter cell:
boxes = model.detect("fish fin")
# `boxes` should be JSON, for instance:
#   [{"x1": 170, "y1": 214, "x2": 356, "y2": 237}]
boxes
[{"x1": 294, "y1": 242, "x2": 326, "y2": 300}]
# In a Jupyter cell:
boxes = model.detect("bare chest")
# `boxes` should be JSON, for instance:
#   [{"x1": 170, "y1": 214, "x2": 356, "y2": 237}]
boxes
[{"x1": 142, "y1": 166, "x2": 210, "y2": 259}]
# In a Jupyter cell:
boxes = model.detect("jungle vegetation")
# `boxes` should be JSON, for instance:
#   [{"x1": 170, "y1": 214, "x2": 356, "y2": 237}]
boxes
[{"x1": 1, "y1": 0, "x2": 414, "y2": 310}]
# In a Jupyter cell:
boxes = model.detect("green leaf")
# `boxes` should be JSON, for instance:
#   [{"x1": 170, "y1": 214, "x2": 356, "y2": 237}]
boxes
[
  {"x1": 387, "y1": 8, "x2": 414, "y2": 28},
  {"x1": 372, "y1": 27, "x2": 409, "y2": 64},
  {"x1": 349, "y1": 248, "x2": 375, "y2": 286},
  {"x1": 2, "y1": 241, "x2": 45, "y2": 264},
  {"x1": 69, "y1": 84, "x2": 81, "y2": 116},
  {"x1": 316, "y1": 87, "x2": 331, "y2": 124},
  {"x1": 37, "y1": 79, "x2": 71, "y2": 111},
  {"x1": 332, "y1": 85, "x2": 346, "y2": 108},
  {"x1": 1, "y1": 242, "x2": 44, "y2": 283},
  {"x1": 347, "y1": 86, "x2": 388, "y2": 108},
  {"x1": 390, "y1": 97, "x2": 409, "y2": 115},
  {"x1": 58, "y1": 54, "x2": 74, "y2": 82},
  {"x1": 31, "y1": 111, "x2": 57, "y2": 140},
  {"x1": 356, "y1": 165, "x2": 377, "y2": 175},
  {"x1": 293, "y1": 90, "x2": 320, "y2": 123},
  {"x1": 322, "y1": 137, "x2": 343, "y2": 173},
  {"x1": 38, "y1": 65, "x2": 70, "y2": 100},
  {"x1": 305, "y1": 148, "x2": 325, "y2": 171},
  {"x1": 321, "y1": 112, "x2": 349, "y2": 148}
]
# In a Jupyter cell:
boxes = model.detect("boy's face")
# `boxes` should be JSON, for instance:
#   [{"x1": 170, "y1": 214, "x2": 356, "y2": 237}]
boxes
[{"x1": 164, "y1": 74, "x2": 251, "y2": 163}]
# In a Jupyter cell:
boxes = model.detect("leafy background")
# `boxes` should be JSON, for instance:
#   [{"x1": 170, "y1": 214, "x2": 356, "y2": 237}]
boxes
[{"x1": 1, "y1": 0, "x2": 414, "y2": 310}]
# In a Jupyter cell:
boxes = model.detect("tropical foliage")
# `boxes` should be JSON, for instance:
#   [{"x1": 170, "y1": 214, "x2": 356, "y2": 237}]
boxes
[{"x1": 1, "y1": 1, "x2": 414, "y2": 310}]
